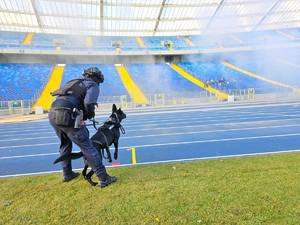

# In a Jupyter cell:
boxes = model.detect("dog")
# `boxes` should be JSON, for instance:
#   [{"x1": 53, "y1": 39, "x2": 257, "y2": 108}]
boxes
[{"x1": 54, "y1": 104, "x2": 126, "y2": 186}]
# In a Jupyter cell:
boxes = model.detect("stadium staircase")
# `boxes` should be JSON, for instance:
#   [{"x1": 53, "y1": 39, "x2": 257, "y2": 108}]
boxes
[
  {"x1": 136, "y1": 37, "x2": 146, "y2": 48},
  {"x1": 85, "y1": 36, "x2": 93, "y2": 48},
  {"x1": 221, "y1": 61, "x2": 300, "y2": 93},
  {"x1": 169, "y1": 63, "x2": 229, "y2": 101},
  {"x1": 183, "y1": 37, "x2": 194, "y2": 47},
  {"x1": 33, "y1": 64, "x2": 64, "y2": 111},
  {"x1": 22, "y1": 33, "x2": 33, "y2": 45},
  {"x1": 115, "y1": 65, "x2": 149, "y2": 105}
]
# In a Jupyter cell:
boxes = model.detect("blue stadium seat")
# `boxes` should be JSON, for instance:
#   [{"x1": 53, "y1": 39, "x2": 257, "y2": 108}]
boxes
[
  {"x1": 62, "y1": 64, "x2": 127, "y2": 99},
  {"x1": 177, "y1": 61, "x2": 279, "y2": 92},
  {"x1": 230, "y1": 58, "x2": 300, "y2": 89},
  {"x1": 0, "y1": 28, "x2": 297, "y2": 51},
  {"x1": 143, "y1": 36, "x2": 189, "y2": 50},
  {"x1": 0, "y1": 64, "x2": 52, "y2": 101},
  {"x1": 126, "y1": 63, "x2": 202, "y2": 97},
  {"x1": 0, "y1": 31, "x2": 26, "y2": 48}
]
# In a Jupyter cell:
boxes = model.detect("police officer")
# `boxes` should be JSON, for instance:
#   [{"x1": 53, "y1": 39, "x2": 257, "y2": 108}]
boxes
[{"x1": 49, "y1": 67, "x2": 117, "y2": 188}]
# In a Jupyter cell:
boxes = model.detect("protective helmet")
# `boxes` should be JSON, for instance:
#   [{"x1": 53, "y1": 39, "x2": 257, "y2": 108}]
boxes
[{"x1": 83, "y1": 67, "x2": 104, "y2": 84}]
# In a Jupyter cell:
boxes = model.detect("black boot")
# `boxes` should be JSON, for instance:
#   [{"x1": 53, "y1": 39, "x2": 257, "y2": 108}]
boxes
[
  {"x1": 100, "y1": 175, "x2": 117, "y2": 188},
  {"x1": 63, "y1": 165, "x2": 80, "y2": 182},
  {"x1": 63, "y1": 171, "x2": 79, "y2": 182},
  {"x1": 62, "y1": 160, "x2": 79, "y2": 182}
]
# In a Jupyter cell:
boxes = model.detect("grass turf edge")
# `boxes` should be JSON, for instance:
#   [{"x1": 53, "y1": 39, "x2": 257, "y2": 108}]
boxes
[{"x1": 1, "y1": 152, "x2": 300, "y2": 225}]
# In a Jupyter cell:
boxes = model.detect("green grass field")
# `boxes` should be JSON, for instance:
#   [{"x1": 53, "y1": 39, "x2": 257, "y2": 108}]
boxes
[{"x1": 1, "y1": 153, "x2": 300, "y2": 225}]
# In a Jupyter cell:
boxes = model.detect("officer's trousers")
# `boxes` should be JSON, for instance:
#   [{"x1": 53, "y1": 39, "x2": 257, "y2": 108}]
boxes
[{"x1": 49, "y1": 112, "x2": 108, "y2": 180}]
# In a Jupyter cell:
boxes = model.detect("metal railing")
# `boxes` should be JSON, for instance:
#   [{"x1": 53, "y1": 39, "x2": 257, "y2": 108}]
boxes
[{"x1": 1, "y1": 88, "x2": 296, "y2": 116}]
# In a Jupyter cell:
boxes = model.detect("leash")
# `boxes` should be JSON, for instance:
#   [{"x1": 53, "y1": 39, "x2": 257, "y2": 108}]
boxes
[
  {"x1": 120, "y1": 125, "x2": 125, "y2": 134},
  {"x1": 90, "y1": 118, "x2": 99, "y2": 130},
  {"x1": 85, "y1": 118, "x2": 99, "y2": 130}
]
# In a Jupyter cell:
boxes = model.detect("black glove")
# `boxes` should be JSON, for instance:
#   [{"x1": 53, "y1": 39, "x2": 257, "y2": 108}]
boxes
[{"x1": 83, "y1": 103, "x2": 96, "y2": 120}]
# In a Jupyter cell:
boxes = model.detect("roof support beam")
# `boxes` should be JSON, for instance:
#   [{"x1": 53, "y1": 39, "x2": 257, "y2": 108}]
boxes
[
  {"x1": 204, "y1": 0, "x2": 225, "y2": 32},
  {"x1": 2, "y1": 19, "x2": 300, "y2": 34},
  {"x1": 153, "y1": 0, "x2": 167, "y2": 35},
  {"x1": 252, "y1": 0, "x2": 281, "y2": 31},
  {"x1": 30, "y1": 0, "x2": 43, "y2": 30},
  {"x1": 100, "y1": 0, "x2": 104, "y2": 35},
  {"x1": 1, "y1": 9, "x2": 300, "y2": 22},
  {"x1": 44, "y1": 0, "x2": 287, "y2": 8}
]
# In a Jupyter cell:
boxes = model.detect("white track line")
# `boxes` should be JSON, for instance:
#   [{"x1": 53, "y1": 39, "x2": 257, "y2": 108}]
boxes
[
  {"x1": 0, "y1": 111, "x2": 268, "y2": 133},
  {"x1": 1, "y1": 113, "x2": 300, "y2": 135},
  {"x1": 1, "y1": 132, "x2": 300, "y2": 157},
  {"x1": 1, "y1": 103, "x2": 300, "y2": 131},
  {"x1": 1, "y1": 123, "x2": 299, "y2": 143},
  {"x1": 0, "y1": 101, "x2": 299, "y2": 129},
  {"x1": 1, "y1": 127, "x2": 300, "y2": 150},
  {"x1": 1, "y1": 149, "x2": 300, "y2": 178}
]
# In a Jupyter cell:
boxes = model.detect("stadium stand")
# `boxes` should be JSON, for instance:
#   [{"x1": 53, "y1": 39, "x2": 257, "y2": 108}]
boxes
[
  {"x1": 0, "y1": 64, "x2": 52, "y2": 101},
  {"x1": 125, "y1": 63, "x2": 203, "y2": 97},
  {"x1": 62, "y1": 64, "x2": 128, "y2": 97},
  {"x1": 0, "y1": 31, "x2": 26, "y2": 48},
  {"x1": 177, "y1": 61, "x2": 279, "y2": 93},
  {"x1": 228, "y1": 58, "x2": 300, "y2": 88},
  {"x1": 93, "y1": 36, "x2": 140, "y2": 51},
  {"x1": 115, "y1": 65, "x2": 149, "y2": 105},
  {"x1": 281, "y1": 28, "x2": 300, "y2": 39},
  {"x1": 28, "y1": 33, "x2": 86, "y2": 50},
  {"x1": 1, "y1": 28, "x2": 299, "y2": 52},
  {"x1": 234, "y1": 30, "x2": 289, "y2": 46},
  {"x1": 142, "y1": 36, "x2": 190, "y2": 50},
  {"x1": 190, "y1": 36, "x2": 220, "y2": 49}
]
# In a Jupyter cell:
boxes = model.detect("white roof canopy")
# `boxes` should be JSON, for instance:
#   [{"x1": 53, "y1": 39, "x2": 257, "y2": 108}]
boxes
[{"x1": 1, "y1": 0, "x2": 300, "y2": 36}]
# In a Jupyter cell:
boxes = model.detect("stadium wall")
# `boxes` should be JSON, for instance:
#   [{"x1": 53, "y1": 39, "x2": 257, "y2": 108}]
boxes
[{"x1": 0, "y1": 53, "x2": 183, "y2": 64}]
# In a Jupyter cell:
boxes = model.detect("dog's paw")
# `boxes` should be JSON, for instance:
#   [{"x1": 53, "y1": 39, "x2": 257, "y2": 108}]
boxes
[
  {"x1": 108, "y1": 159, "x2": 112, "y2": 163},
  {"x1": 114, "y1": 152, "x2": 118, "y2": 160},
  {"x1": 86, "y1": 177, "x2": 98, "y2": 186}
]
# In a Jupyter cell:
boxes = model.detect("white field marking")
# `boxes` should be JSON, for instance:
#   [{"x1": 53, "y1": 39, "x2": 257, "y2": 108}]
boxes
[
  {"x1": 1, "y1": 102, "x2": 300, "y2": 131},
  {"x1": 0, "y1": 100, "x2": 299, "y2": 129},
  {"x1": 119, "y1": 101, "x2": 300, "y2": 117},
  {"x1": 0, "y1": 110, "x2": 269, "y2": 132},
  {"x1": 1, "y1": 102, "x2": 299, "y2": 133},
  {"x1": 1, "y1": 123, "x2": 299, "y2": 143},
  {"x1": 0, "y1": 142, "x2": 57, "y2": 149},
  {"x1": 1, "y1": 132, "x2": 300, "y2": 155},
  {"x1": 0, "y1": 136, "x2": 56, "y2": 142},
  {"x1": 122, "y1": 111, "x2": 300, "y2": 125},
  {"x1": 1, "y1": 116, "x2": 300, "y2": 140},
  {"x1": 238, "y1": 109, "x2": 300, "y2": 117},
  {"x1": 1, "y1": 149, "x2": 300, "y2": 178},
  {"x1": 1, "y1": 102, "x2": 300, "y2": 132},
  {"x1": 0, "y1": 153, "x2": 59, "y2": 159},
  {"x1": 122, "y1": 124, "x2": 300, "y2": 139},
  {"x1": 2, "y1": 112, "x2": 298, "y2": 136},
  {"x1": 127, "y1": 115, "x2": 300, "y2": 128},
  {"x1": 0, "y1": 127, "x2": 51, "y2": 134},
  {"x1": 121, "y1": 133, "x2": 300, "y2": 150},
  {"x1": 0, "y1": 131, "x2": 54, "y2": 138}
]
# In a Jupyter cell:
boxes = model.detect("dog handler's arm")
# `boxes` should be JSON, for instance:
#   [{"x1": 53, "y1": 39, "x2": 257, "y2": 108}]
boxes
[{"x1": 83, "y1": 81, "x2": 100, "y2": 120}]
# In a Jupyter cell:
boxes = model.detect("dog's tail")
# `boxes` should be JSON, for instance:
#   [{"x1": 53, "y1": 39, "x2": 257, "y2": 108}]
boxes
[{"x1": 53, "y1": 152, "x2": 84, "y2": 164}]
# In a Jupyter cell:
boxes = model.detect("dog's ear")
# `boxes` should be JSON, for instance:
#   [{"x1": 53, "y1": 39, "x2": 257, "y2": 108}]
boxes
[{"x1": 112, "y1": 104, "x2": 117, "y2": 112}]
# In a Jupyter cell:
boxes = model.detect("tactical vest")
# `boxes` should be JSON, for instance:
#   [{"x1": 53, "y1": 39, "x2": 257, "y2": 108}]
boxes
[
  {"x1": 51, "y1": 79, "x2": 87, "y2": 109},
  {"x1": 51, "y1": 79, "x2": 85, "y2": 97}
]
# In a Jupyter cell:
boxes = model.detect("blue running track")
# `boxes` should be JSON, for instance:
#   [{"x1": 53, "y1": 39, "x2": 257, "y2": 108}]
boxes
[{"x1": 1, "y1": 101, "x2": 300, "y2": 178}]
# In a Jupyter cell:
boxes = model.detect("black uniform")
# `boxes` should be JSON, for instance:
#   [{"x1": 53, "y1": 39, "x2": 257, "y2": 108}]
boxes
[{"x1": 49, "y1": 77, "x2": 108, "y2": 181}]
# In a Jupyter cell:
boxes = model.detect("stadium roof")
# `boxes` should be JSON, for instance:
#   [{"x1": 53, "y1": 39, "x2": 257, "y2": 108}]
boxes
[{"x1": 0, "y1": 0, "x2": 300, "y2": 36}]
